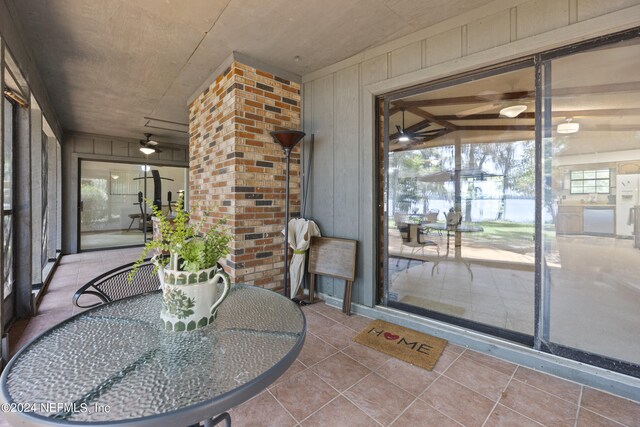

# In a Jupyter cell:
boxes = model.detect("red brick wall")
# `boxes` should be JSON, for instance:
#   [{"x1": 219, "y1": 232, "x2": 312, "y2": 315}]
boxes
[{"x1": 188, "y1": 61, "x2": 301, "y2": 290}]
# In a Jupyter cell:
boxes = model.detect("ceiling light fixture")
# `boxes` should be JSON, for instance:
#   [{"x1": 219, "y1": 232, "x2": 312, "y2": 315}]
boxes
[
  {"x1": 557, "y1": 118, "x2": 579, "y2": 134},
  {"x1": 140, "y1": 133, "x2": 161, "y2": 155},
  {"x1": 499, "y1": 105, "x2": 527, "y2": 118},
  {"x1": 396, "y1": 108, "x2": 412, "y2": 143}
]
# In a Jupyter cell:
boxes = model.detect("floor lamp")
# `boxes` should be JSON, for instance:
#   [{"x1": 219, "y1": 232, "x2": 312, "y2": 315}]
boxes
[{"x1": 270, "y1": 130, "x2": 306, "y2": 299}]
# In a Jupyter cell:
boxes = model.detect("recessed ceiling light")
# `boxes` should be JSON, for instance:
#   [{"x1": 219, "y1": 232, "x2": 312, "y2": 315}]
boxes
[
  {"x1": 499, "y1": 105, "x2": 527, "y2": 118},
  {"x1": 557, "y1": 119, "x2": 579, "y2": 134}
]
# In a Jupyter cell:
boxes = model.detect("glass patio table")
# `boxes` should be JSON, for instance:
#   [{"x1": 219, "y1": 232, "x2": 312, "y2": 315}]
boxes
[{"x1": 0, "y1": 284, "x2": 306, "y2": 427}]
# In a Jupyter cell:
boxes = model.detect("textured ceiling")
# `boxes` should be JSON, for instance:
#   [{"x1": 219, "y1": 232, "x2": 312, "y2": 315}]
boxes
[{"x1": 9, "y1": 0, "x2": 492, "y2": 145}]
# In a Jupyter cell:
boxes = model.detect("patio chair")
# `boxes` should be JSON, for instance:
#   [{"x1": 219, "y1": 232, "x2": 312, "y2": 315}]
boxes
[
  {"x1": 425, "y1": 209, "x2": 439, "y2": 222},
  {"x1": 73, "y1": 258, "x2": 160, "y2": 308},
  {"x1": 446, "y1": 208, "x2": 462, "y2": 227},
  {"x1": 396, "y1": 223, "x2": 439, "y2": 269},
  {"x1": 422, "y1": 209, "x2": 442, "y2": 236}
]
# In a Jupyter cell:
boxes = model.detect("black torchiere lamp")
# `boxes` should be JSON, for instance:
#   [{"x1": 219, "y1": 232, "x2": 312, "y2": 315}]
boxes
[{"x1": 270, "y1": 130, "x2": 306, "y2": 299}]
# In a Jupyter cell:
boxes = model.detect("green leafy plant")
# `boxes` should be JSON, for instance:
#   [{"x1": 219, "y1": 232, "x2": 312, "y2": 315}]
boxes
[{"x1": 129, "y1": 197, "x2": 232, "y2": 281}]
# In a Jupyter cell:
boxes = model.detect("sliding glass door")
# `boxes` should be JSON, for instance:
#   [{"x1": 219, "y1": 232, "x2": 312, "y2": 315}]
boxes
[
  {"x1": 384, "y1": 64, "x2": 536, "y2": 342},
  {"x1": 380, "y1": 30, "x2": 640, "y2": 376},
  {"x1": 541, "y1": 37, "x2": 640, "y2": 369},
  {"x1": 79, "y1": 160, "x2": 187, "y2": 251}
]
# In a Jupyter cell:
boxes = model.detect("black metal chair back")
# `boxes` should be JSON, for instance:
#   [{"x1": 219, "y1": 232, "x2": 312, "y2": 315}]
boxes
[{"x1": 72, "y1": 258, "x2": 160, "y2": 308}]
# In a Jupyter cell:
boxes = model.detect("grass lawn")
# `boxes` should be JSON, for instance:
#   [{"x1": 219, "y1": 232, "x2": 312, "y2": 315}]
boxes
[{"x1": 468, "y1": 221, "x2": 535, "y2": 252}]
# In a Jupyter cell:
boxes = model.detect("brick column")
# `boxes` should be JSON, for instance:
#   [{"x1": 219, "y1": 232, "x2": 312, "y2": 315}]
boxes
[{"x1": 189, "y1": 61, "x2": 301, "y2": 290}]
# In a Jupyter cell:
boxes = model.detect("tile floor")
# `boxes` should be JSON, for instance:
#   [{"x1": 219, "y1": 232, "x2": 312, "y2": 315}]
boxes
[
  {"x1": 80, "y1": 230, "x2": 147, "y2": 250},
  {"x1": 2, "y1": 248, "x2": 640, "y2": 427},
  {"x1": 389, "y1": 229, "x2": 640, "y2": 365}
]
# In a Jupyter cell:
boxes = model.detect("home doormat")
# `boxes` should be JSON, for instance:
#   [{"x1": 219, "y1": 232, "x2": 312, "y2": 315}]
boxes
[{"x1": 353, "y1": 319, "x2": 447, "y2": 371}]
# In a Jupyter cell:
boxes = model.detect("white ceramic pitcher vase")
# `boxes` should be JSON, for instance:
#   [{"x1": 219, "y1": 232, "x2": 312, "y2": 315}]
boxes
[{"x1": 157, "y1": 255, "x2": 229, "y2": 332}]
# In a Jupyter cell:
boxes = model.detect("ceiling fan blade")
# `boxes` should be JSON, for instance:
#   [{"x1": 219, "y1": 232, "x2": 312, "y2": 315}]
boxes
[
  {"x1": 456, "y1": 102, "x2": 503, "y2": 118},
  {"x1": 395, "y1": 125, "x2": 403, "y2": 134},
  {"x1": 413, "y1": 129, "x2": 444, "y2": 136}
]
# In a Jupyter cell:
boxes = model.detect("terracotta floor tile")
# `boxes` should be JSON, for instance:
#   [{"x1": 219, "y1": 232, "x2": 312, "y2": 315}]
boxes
[
  {"x1": 420, "y1": 376, "x2": 495, "y2": 427},
  {"x1": 0, "y1": 414, "x2": 12, "y2": 427},
  {"x1": 444, "y1": 343, "x2": 466, "y2": 354},
  {"x1": 390, "y1": 399, "x2": 461, "y2": 427},
  {"x1": 485, "y1": 404, "x2": 544, "y2": 427},
  {"x1": 461, "y1": 349, "x2": 517, "y2": 376},
  {"x1": 230, "y1": 391, "x2": 296, "y2": 427},
  {"x1": 376, "y1": 357, "x2": 440, "y2": 396},
  {"x1": 432, "y1": 346, "x2": 463, "y2": 373},
  {"x1": 297, "y1": 333, "x2": 338, "y2": 367},
  {"x1": 311, "y1": 352, "x2": 371, "y2": 391},
  {"x1": 500, "y1": 378, "x2": 577, "y2": 426},
  {"x1": 7, "y1": 319, "x2": 30, "y2": 355},
  {"x1": 47, "y1": 278, "x2": 78, "y2": 291},
  {"x1": 269, "y1": 359, "x2": 307, "y2": 389},
  {"x1": 304, "y1": 310, "x2": 339, "y2": 335},
  {"x1": 513, "y1": 366, "x2": 581, "y2": 403},
  {"x1": 49, "y1": 268, "x2": 78, "y2": 278},
  {"x1": 31, "y1": 309, "x2": 74, "y2": 327},
  {"x1": 343, "y1": 373, "x2": 415, "y2": 425},
  {"x1": 340, "y1": 314, "x2": 374, "y2": 332},
  {"x1": 581, "y1": 387, "x2": 640, "y2": 427},
  {"x1": 576, "y1": 408, "x2": 626, "y2": 427},
  {"x1": 312, "y1": 322, "x2": 357, "y2": 350},
  {"x1": 342, "y1": 342, "x2": 392, "y2": 370},
  {"x1": 444, "y1": 354, "x2": 512, "y2": 401},
  {"x1": 301, "y1": 396, "x2": 379, "y2": 427},
  {"x1": 311, "y1": 303, "x2": 351, "y2": 323},
  {"x1": 37, "y1": 300, "x2": 74, "y2": 318},
  {"x1": 270, "y1": 369, "x2": 338, "y2": 422}
]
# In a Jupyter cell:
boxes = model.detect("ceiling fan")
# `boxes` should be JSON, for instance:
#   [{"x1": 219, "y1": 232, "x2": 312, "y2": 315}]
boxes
[
  {"x1": 139, "y1": 133, "x2": 162, "y2": 154},
  {"x1": 394, "y1": 108, "x2": 442, "y2": 144}
]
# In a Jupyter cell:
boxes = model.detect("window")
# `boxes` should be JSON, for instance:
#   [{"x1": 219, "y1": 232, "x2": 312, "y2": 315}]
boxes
[
  {"x1": 570, "y1": 169, "x2": 610, "y2": 194},
  {"x1": 3, "y1": 98, "x2": 14, "y2": 298}
]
